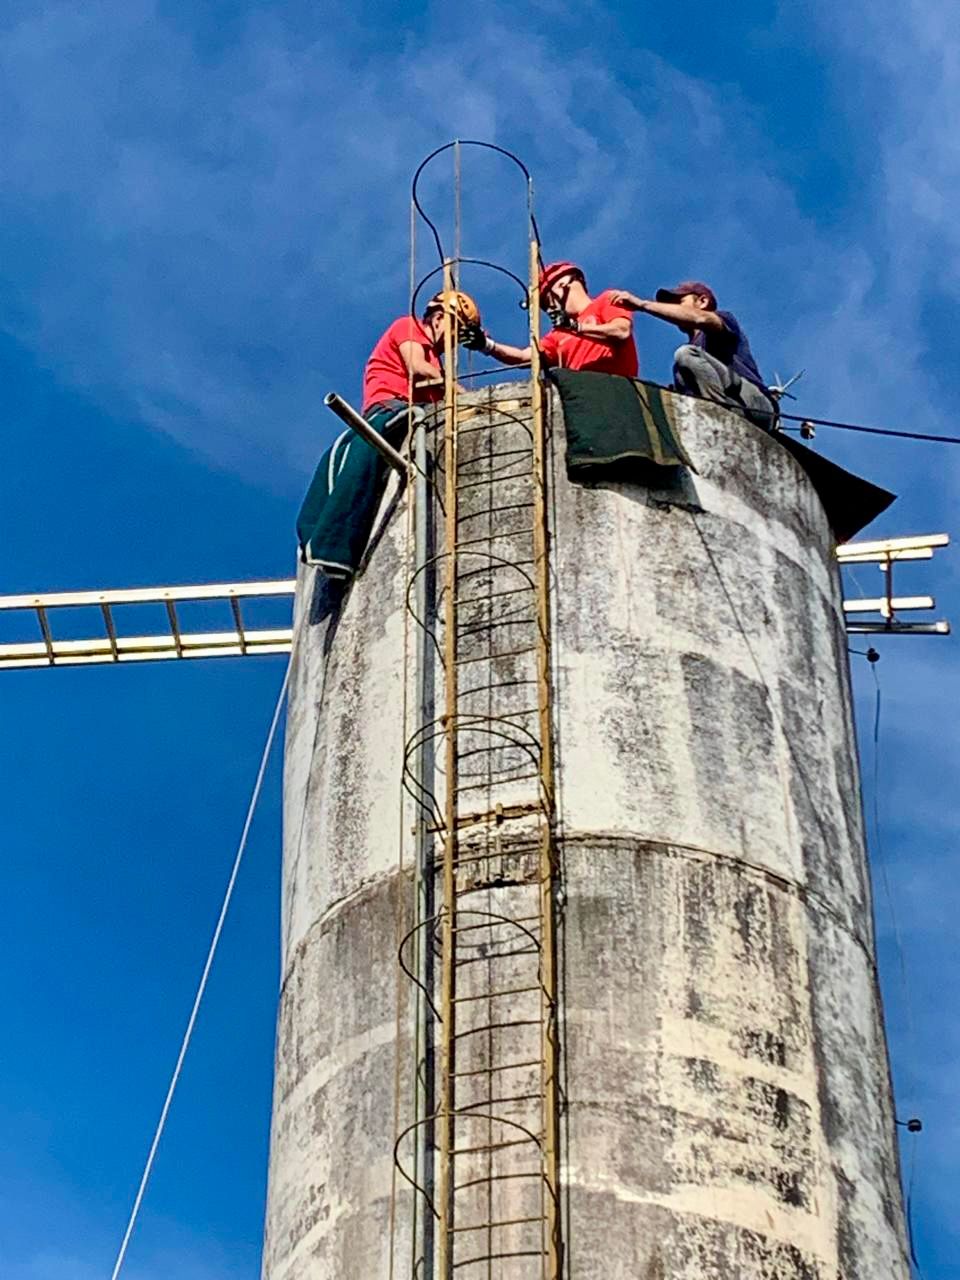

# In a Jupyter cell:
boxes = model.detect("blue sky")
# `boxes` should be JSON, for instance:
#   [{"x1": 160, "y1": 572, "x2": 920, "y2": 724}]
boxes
[{"x1": 0, "y1": 1, "x2": 957, "y2": 1276}]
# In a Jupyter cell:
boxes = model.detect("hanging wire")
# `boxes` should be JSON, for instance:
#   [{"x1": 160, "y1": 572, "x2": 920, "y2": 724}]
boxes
[
  {"x1": 851, "y1": 651, "x2": 927, "y2": 1278},
  {"x1": 411, "y1": 259, "x2": 529, "y2": 319},
  {"x1": 866, "y1": 658, "x2": 919, "y2": 1061},
  {"x1": 109, "y1": 658, "x2": 292, "y2": 1280},
  {"x1": 904, "y1": 1128, "x2": 926, "y2": 1279}
]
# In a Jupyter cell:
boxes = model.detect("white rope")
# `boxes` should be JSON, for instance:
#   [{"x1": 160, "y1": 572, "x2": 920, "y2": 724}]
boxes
[{"x1": 110, "y1": 658, "x2": 292, "y2": 1280}]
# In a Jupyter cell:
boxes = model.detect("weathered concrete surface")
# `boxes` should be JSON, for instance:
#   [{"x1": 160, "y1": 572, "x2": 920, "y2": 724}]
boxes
[
  {"x1": 262, "y1": 459, "x2": 417, "y2": 1280},
  {"x1": 262, "y1": 385, "x2": 908, "y2": 1278}
]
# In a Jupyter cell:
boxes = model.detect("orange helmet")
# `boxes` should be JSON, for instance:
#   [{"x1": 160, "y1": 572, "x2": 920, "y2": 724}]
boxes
[
  {"x1": 423, "y1": 289, "x2": 481, "y2": 331},
  {"x1": 538, "y1": 261, "x2": 584, "y2": 307}
]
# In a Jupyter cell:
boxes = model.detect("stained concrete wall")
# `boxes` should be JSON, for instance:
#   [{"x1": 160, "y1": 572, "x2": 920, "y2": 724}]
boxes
[{"x1": 262, "y1": 384, "x2": 909, "y2": 1279}]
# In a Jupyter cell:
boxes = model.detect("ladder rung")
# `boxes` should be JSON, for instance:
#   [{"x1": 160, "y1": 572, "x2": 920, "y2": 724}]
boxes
[
  {"x1": 456, "y1": 677, "x2": 537, "y2": 697},
  {"x1": 452, "y1": 1250, "x2": 547, "y2": 1268},
  {"x1": 452, "y1": 844, "x2": 540, "y2": 867},
  {"x1": 456, "y1": 445, "x2": 531, "y2": 469},
  {"x1": 455, "y1": 802, "x2": 541, "y2": 827},
  {"x1": 452, "y1": 913, "x2": 540, "y2": 934},
  {"x1": 455, "y1": 418, "x2": 532, "y2": 438},
  {"x1": 455, "y1": 1167, "x2": 545, "y2": 1192},
  {"x1": 457, "y1": 771, "x2": 540, "y2": 792},
  {"x1": 428, "y1": 801, "x2": 541, "y2": 835},
  {"x1": 450, "y1": 1214, "x2": 547, "y2": 1235},
  {"x1": 456, "y1": 559, "x2": 535, "y2": 582},
  {"x1": 456, "y1": 740, "x2": 539, "y2": 763},
  {"x1": 452, "y1": 1058, "x2": 543, "y2": 1080},
  {"x1": 457, "y1": 1093, "x2": 544, "y2": 1112},
  {"x1": 454, "y1": 644, "x2": 537, "y2": 667},
  {"x1": 452, "y1": 1018, "x2": 542, "y2": 1042},
  {"x1": 457, "y1": 501, "x2": 534, "y2": 524},
  {"x1": 454, "y1": 1168, "x2": 545, "y2": 1193},
  {"x1": 453, "y1": 984, "x2": 541, "y2": 1004},
  {"x1": 451, "y1": 1136, "x2": 537, "y2": 1157},
  {"x1": 454, "y1": 584, "x2": 535, "y2": 606},
  {"x1": 456, "y1": 527, "x2": 534, "y2": 550},
  {"x1": 456, "y1": 623, "x2": 536, "y2": 646},
  {"x1": 455, "y1": 469, "x2": 532, "y2": 493},
  {"x1": 454, "y1": 946, "x2": 540, "y2": 967}
]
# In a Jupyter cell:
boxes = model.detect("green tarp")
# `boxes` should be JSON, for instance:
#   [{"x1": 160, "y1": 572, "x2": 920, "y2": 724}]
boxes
[
  {"x1": 550, "y1": 368, "x2": 696, "y2": 483},
  {"x1": 296, "y1": 405, "x2": 409, "y2": 577}
]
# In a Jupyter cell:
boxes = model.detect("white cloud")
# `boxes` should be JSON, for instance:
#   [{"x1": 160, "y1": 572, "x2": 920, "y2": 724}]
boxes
[{"x1": 0, "y1": 0, "x2": 932, "y2": 480}]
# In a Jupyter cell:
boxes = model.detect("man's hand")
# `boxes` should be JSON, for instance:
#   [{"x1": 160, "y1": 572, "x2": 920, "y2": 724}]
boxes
[
  {"x1": 609, "y1": 290, "x2": 647, "y2": 311},
  {"x1": 547, "y1": 307, "x2": 578, "y2": 332},
  {"x1": 459, "y1": 324, "x2": 493, "y2": 353}
]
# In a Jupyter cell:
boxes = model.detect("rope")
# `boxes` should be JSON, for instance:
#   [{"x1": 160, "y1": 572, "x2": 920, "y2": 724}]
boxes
[{"x1": 109, "y1": 658, "x2": 292, "y2": 1280}]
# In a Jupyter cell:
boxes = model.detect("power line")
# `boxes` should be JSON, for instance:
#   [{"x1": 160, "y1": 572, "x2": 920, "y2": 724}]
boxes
[
  {"x1": 109, "y1": 659, "x2": 291, "y2": 1280},
  {"x1": 780, "y1": 412, "x2": 960, "y2": 446}
]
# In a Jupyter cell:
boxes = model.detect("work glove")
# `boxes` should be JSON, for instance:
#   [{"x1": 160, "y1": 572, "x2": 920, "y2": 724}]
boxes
[
  {"x1": 547, "y1": 307, "x2": 578, "y2": 332},
  {"x1": 459, "y1": 324, "x2": 493, "y2": 353}
]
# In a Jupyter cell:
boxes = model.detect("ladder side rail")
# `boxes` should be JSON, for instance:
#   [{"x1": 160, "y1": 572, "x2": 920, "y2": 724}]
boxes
[
  {"x1": 528, "y1": 236, "x2": 562, "y2": 1280},
  {"x1": 438, "y1": 258, "x2": 461, "y2": 1280}
]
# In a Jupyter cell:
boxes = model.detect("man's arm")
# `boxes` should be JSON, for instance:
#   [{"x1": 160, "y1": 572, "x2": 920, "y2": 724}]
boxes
[
  {"x1": 484, "y1": 338, "x2": 532, "y2": 366},
  {"x1": 575, "y1": 315, "x2": 632, "y2": 341},
  {"x1": 610, "y1": 292, "x2": 726, "y2": 332},
  {"x1": 398, "y1": 339, "x2": 444, "y2": 388}
]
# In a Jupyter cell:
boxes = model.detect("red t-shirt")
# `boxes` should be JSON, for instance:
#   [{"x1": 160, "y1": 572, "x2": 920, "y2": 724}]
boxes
[
  {"x1": 362, "y1": 316, "x2": 443, "y2": 413},
  {"x1": 539, "y1": 290, "x2": 638, "y2": 377}
]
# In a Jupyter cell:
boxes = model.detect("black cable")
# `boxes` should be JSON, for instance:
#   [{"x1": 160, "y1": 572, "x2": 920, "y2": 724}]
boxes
[
  {"x1": 708, "y1": 398, "x2": 960, "y2": 445},
  {"x1": 779, "y1": 412, "x2": 960, "y2": 446},
  {"x1": 411, "y1": 140, "x2": 543, "y2": 267},
  {"x1": 410, "y1": 258, "x2": 529, "y2": 319}
]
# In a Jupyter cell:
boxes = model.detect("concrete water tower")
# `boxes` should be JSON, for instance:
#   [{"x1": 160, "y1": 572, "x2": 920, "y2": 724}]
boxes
[
  {"x1": 262, "y1": 139, "x2": 908, "y2": 1278},
  {"x1": 261, "y1": 369, "x2": 910, "y2": 1278}
]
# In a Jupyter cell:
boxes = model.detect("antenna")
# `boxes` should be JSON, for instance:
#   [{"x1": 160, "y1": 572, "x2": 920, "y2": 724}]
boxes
[
  {"x1": 768, "y1": 367, "x2": 805, "y2": 402},
  {"x1": 837, "y1": 533, "x2": 951, "y2": 635}
]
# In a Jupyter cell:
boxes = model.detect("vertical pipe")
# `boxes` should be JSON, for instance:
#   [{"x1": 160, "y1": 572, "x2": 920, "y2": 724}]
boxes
[
  {"x1": 529, "y1": 234, "x2": 562, "y2": 1280},
  {"x1": 438, "y1": 259, "x2": 459, "y2": 1280},
  {"x1": 453, "y1": 140, "x2": 462, "y2": 289},
  {"x1": 413, "y1": 418, "x2": 437, "y2": 1280}
]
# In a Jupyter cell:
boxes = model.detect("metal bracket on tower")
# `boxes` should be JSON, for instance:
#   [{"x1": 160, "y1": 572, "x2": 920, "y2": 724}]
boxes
[
  {"x1": 0, "y1": 579, "x2": 295, "y2": 669},
  {"x1": 837, "y1": 533, "x2": 950, "y2": 635}
]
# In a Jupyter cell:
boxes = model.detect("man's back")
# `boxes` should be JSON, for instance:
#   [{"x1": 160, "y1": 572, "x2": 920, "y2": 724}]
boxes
[{"x1": 694, "y1": 310, "x2": 766, "y2": 391}]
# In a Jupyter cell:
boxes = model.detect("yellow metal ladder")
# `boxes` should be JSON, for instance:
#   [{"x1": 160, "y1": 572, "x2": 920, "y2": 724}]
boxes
[{"x1": 428, "y1": 246, "x2": 561, "y2": 1279}]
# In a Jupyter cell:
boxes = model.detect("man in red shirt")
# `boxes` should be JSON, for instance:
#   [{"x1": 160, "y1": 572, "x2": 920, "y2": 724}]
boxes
[
  {"x1": 362, "y1": 289, "x2": 480, "y2": 420},
  {"x1": 472, "y1": 262, "x2": 638, "y2": 377},
  {"x1": 297, "y1": 291, "x2": 480, "y2": 577}
]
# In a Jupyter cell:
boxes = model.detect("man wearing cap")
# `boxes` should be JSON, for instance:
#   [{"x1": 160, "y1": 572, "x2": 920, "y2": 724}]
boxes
[
  {"x1": 611, "y1": 281, "x2": 775, "y2": 427},
  {"x1": 472, "y1": 262, "x2": 638, "y2": 377}
]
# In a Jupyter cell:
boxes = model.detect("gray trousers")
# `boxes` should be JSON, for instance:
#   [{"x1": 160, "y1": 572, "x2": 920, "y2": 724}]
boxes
[{"x1": 673, "y1": 343, "x2": 776, "y2": 429}]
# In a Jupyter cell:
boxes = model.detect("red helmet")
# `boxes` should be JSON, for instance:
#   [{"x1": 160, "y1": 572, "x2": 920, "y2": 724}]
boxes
[{"x1": 538, "y1": 260, "x2": 584, "y2": 305}]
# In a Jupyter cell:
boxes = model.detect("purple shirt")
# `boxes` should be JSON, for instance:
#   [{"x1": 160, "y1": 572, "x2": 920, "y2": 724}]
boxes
[{"x1": 694, "y1": 310, "x2": 767, "y2": 392}]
